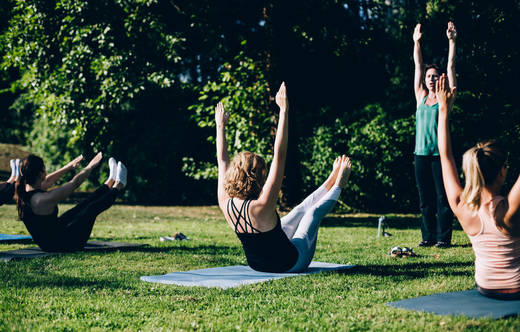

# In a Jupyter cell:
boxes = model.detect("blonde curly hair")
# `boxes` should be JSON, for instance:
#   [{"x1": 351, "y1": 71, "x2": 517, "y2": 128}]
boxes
[{"x1": 224, "y1": 151, "x2": 267, "y2": 200}]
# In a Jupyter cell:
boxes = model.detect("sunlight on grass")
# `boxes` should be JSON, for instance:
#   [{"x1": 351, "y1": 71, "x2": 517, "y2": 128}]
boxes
[{"x1": 1, "y1": 204, "x2": 518, "y2": 331}]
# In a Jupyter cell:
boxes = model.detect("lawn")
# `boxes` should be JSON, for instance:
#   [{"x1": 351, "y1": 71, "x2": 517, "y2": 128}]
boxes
[{"x1": 1, "y1": 203, "x2": 519, "y2": 331}]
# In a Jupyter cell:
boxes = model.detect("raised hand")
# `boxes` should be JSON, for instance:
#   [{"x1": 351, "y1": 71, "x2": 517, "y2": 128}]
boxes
[
  {"x1": 275, "y1": 82, "x2": 288, "y2": 111},
  {"x1": 66, "y1": 155, "x2": 84, "y2": 171},
  {"x1": 446, "y1": 21, "x2": 457, "y2": 40},
  {"x1": 215, "y1": 102, "x2": 229, "y2": 128},
  {"x1": 413, "y1": 23, "x2": 422, "y2": 42},
  {"x1": 86, "y1": 152, "x2": 103, "y2": 170},
  {"x1": 436, "y1": 74, "x2": 457, "y2": 112}
]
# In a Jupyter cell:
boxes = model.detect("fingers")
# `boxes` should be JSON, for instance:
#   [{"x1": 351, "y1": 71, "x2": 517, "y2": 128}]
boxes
[{"x1": 278, "y1": 81, "x2": 286, "y2": 94}]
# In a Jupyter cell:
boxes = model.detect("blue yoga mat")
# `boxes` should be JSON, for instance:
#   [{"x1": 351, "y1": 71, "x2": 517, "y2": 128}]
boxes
[
  {"x1": 388, "y1": 289, "x2": 520, "y2": 319},
  {"x1": 141, "y1": 261, "x2": 354, "y2": 289},
  {"x1": 0, "y1": 234, "x2": 32, "y2": 242}
]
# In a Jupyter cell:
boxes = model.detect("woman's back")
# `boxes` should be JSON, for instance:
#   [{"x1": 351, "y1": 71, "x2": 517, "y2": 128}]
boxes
[
  {"x1": 468, "y1": 196, "x2": 520, "y2": 289},
  {"x1": 226, "y1": 198, "x2": 298, "y2": 272}
]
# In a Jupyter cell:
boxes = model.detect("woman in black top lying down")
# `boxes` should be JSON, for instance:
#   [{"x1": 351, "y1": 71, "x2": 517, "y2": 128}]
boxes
[
  {"x1": 15, "y1": 153, "x2": 127, "y2": 252},
  {"x1": 215, "y1": 82, "x2": 352, "y2": 273}
]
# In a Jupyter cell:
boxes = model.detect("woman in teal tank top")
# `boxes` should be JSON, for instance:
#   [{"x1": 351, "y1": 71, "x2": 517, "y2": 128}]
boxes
[{"x1": 412, "y1": 22, "x2": 457, "y2": 247}]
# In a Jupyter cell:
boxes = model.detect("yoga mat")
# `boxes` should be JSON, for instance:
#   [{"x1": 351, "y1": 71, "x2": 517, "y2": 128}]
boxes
[
  {"x1": 0, "y1": 234, "x2": 32, "y2": 243},
  {"x1": 0, "y1": 241, "x2": 144, "y2": 262},
  {"x1": 140, "y1": 261, "x2": 354, "y2": 289},
  {"x1": 387, "y1": 289, "x2": 520, "y2": 319}
]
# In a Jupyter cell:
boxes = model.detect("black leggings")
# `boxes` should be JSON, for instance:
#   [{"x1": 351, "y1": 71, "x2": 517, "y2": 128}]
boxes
[
  {"x1": 0, "y1": 182, "x2": 14, "y2": 206},
  {"x1": 44, "y1": 185, "x2": 118, "y2": 252}
]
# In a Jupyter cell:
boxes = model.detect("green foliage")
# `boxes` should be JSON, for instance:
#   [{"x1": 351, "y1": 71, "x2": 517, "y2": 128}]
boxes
[
  {"x1": 302, "y1": 104, "x2": 415, "y2": 212},
  {"x1": 1, "y1": 0, "x2": 519, "y2": 209},
  {"x1": 186, "y1": 51, "x2": 272, "y2": 179},
  {"x1": 2, "y1": 0, "x2": 184, "y2": 173}
]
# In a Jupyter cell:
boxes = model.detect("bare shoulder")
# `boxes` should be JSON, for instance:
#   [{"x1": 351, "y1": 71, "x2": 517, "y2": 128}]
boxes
[{"x1": 455, "y1": 201, "x2": 481, "y2": 236}]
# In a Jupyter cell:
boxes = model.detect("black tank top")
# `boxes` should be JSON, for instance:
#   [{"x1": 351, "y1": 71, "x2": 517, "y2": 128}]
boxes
[
  {"x1": 21, "y1": 189, "x2": 61, "y2": 250},
  {"x1": 228, "y1": 198, "x2": 298, "y2": 273}
]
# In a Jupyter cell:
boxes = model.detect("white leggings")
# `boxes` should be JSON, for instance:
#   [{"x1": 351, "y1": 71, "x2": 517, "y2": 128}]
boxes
[{"x1": 282, "y1": 184, "x2": 342, "y2": 272}]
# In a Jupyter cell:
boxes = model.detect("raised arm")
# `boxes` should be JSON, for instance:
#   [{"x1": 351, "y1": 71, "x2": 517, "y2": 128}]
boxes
[
  {"x1": 446, "y1": 21, "x2": 457, "y2": 89},
  {"x1": 34, "y1": 153, "x2": 103, "y2": 209},
  {"x1": 436, "y1": 74, "x2": 461, "y2": 214},
  {"x1": 215, "y1": 102, "x2": 231, "y2": 206},
  {"x1": 413, "y1": 23, "x2": 426, "y2": 105},
  {"x1": 40, "y1": 155, "x2": 83, "y2": 190},
  {"x1": 257, "y1": 82, "x2": 289, "y2": 208},
  {"x1": 504, "y1": 174, "x2": 520, "y2": 235}
]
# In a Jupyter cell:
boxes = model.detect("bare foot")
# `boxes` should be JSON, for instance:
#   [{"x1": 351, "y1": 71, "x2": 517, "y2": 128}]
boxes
[
  {"x1": 335, "y1": 155, "x2": 352, "y2": 189},
  {"x1": 325, "y1": 156, "x2": 342, "y2": 190}
]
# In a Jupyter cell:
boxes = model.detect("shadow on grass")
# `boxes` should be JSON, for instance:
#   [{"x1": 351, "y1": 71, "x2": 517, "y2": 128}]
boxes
[
  {"x1": 343, "y1": 261, "x2": 473, "y2": 280},
  {"x1": 321, "y1": 216, "x2": 464, "y2": 231},
  {"x1": 321, "y1": 216, "x2": 420, "y2": 229},
  {"x1": 3, "y1": 273, "x2": 132, "y2": 291},
  {"x1": 126, "y1": 244, "x2": 241, "y2": 255}
]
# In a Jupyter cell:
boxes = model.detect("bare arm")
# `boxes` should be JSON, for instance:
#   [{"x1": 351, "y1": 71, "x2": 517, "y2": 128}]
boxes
[
  {"x1": 257, "y1": 82, "x2": 289, "y2": 208},
  {"x1": 504, "y1": 174, "x2": 520, "y2": 233},
  {"x1": 446, "y1": 21, "x2": 457, "y2": 89},
  {"x1": 436, "y1": 74, "x2": 462, "y2": 214},
  {"x1": 413, "y1": 23, "x2": 426, "y2": 104},
  {"x1": 215, "y1": 102, "x2": 231, "y2": 207},
  {"x1": 40, "y1": 155, "x2": 83, "y2": 190},
  {"x1": 33, "y1": 153, "x2": 103, "y2": 211}
]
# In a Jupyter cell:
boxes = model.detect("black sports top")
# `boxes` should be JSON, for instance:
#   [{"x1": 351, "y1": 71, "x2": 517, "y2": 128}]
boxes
[
  {"x1": 227, "y1": 198, "x2": 299, "y2": 273},
  {"x1": 21, "y1": 189, "x2": 61, "y2": 251}
]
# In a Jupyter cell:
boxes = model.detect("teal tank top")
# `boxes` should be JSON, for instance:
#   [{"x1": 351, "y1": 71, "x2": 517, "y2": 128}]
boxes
[{"x1": 415, "y1": 96, "x2": 439, "y2": 156}]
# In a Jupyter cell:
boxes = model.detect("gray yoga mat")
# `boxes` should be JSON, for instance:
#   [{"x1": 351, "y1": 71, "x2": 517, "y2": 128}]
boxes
[
  {"x1": 0, "y1": 234, "x2": 32, "y2": 243},
  {"x1": 388, "y1": 289, "x2": 520, "y2": 319},
  {"x1": 0, "y1": 241, "x2": 144, "y2": 262},
  {"x1": 141, "y1": 261, "x2": 354, "y2": 289}
]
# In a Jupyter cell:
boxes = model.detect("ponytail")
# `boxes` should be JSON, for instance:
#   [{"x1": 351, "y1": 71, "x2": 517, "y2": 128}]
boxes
[
  {"x1": 15, "y1": 175, "x2": 27, "y2": 220},
  {"x1": 461, "y1": 141, "x2": 506, "y2": 211},
  {"x1": 14, "y1": 155, "x2": 45, "y2": 220}
]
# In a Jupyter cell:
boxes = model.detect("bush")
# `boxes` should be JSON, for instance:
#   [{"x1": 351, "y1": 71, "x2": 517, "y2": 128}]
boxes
[{"x1": 301, "y1": 103, "x2": 416, "y2": 212}]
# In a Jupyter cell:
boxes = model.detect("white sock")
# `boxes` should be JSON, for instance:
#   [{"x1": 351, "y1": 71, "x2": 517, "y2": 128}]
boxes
[
  {"x1": 108, "y1": 157, "x2": 117, "y2": 180},
  {"x1": 15, "y1": 159, "x2": 20, "y2": 177},
  {"x1": 116, "y1": 161, "x2": 127, "y2": 186},
  {"x1": 9, "y1": 160, "x2": 16, "y2": 180}
]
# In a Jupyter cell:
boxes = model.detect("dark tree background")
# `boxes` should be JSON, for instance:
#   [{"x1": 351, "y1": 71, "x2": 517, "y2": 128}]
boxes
[{"x1": 1, "y1": 0, "x2": 518, "y2": 212}]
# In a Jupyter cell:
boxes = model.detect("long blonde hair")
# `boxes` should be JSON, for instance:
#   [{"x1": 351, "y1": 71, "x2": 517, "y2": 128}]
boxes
[
  {"x1": 461, "y1": 140, "x2": 507, "y2": 211},
  {"x1": 224, "y1": 151, "x2": 267, "y2": 200}
]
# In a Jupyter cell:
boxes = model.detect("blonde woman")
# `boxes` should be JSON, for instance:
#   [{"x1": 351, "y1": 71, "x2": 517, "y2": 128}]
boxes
[
  {"x1": 437, "y1": 73, "x2": 520, "y2": 299},
  {"x1": 215, "y1": 82, "x2": 352, "y2": 272}
]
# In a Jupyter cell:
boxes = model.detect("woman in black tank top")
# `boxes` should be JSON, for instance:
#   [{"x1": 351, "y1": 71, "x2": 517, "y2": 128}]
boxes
[
  {"x1": 215, "y1": 83, "x2": 352, "y2": 273},
  {"x1": 15, "y1": 153, "x2": 127, "y2": 252}
]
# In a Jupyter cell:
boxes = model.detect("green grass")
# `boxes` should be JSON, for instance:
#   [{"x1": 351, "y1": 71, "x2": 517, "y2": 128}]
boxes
[{"x1": 1, "y1": 204, "x2": 519, "y2": 331}]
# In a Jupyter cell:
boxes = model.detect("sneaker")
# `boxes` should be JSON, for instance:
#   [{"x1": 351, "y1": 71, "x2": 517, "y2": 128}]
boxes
[
  {"x1": 435, "y1": 241, "x2": 450, "y2": 248},
  {"x1": 418, "y1": 240, "x2": 435, "y2": 247},
  {"x1": 401, "y1": 247, "x2": 418, "y2": 257},
  {"x1": 174, "y1": 232, "x2": 188, "y2": 240},
  {"x1": 389, "y1": 246, "x2": 402, "y2": 257}
]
